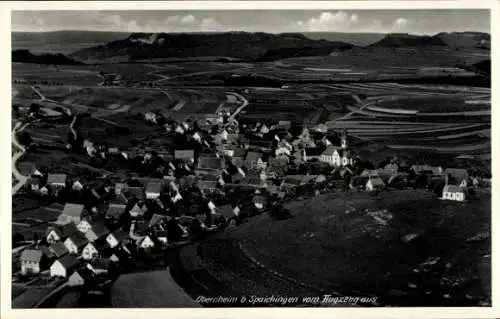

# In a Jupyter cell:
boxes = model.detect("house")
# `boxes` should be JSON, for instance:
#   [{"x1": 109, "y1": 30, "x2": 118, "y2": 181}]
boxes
[
  {"x1": 88, "y1": 258, "x2": 112, "y2": 275},
  {"x1": 148, "y1": 214, "x2": 167, "y2": 229},
  {"x1": 40, "y1": 185, "x2": 50, "y2": 196},
  {"x1": 366, "y1": 176, "x2": 385, "y2": 192},
  {"x1": 129, "y1": 203, "x2": 147, "y2": 218},
  {"x1": 146, "y1": 182, "x2": 162, "y2": 199},
  {"x1": 26, "y1": 177, "x2": 43, "y2": 193},
  {"x1": 106, "y1": 229, "x2": 128, "y2": 249},
  {"x1": 72, "y1": 180, "x2": 84, "y2": 192},
  {"x1": 47, "y1": 173, "x2": 67, "y2": 189},
  {"x1": 56, "y1": 203, "x2": 85, "y2": 225},
  {"x1": 278, "y1": 120, "x2": 292, "y2": 130},
  {"x1": 253, "y1": 195, "x2": 268, "y2": 210},
  {"x1": 114, "y1": 182, "x2": 125, "y2": 195},
  {"x1": 50, "y1": 255, "x2": 80, "y2": 278},
  {"x1": 196, "y1": 155, "x2": 225, "y2": 176},
  {"x1": 174, "y1": 149, "x2": 195, "y2": 163},
  {"x1": 46, "y1": 223, "x2": 79, "y2": 244},
  {"x1": 156, "y1": 230, "x2": 169, "y2": 245},
  {"x1": 64, "y1": 232, "x2": 89, "y2": 255},
  {"x1": 82, "y1": 242, "x2": 101, "y2": 260},
  {"x1": 123, "y1": 186, "x2": 146, "y2": 202},
  {"x1": 444, "y1": 168, "x2": 469, "y2": 187},
  {"x1": 442, "y1": 185, "x2": 466, "y2": 201},
  {"x1": 245, "y1": 151, "x2": 267, "y2": 170},
  {"x1": 275, "y1": 140, "x2": 293, "y2": 156},
  {"x1": 137, "y1": 235, "x2": 155, "y2": 250},
  {"x1": 20, "y1": 249, "x2": 44, "y2": 275},
  {"x1": 49, "y1": 242, "x2": 69, "y2": 259},
  {"x1": 197, "y1": 180, "x2": 223, "y2": 195},
  {"x1": 320, "y1": 146, "x2": 353, "y2": 167},
  {"x1": 68, "y1": 268, "x2": 94, "y2": 287},
  {"x1": 85, "y1": 223, "x2": 110, "y2": 242}
]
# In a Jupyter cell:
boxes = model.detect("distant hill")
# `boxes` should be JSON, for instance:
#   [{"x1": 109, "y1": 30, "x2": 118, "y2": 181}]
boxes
[
  {"x1": 69, "y1": 32, "x2": 357, "y2": 62},
  {"x1": 12, "y1": 30, "x2": 130, "y2": 55},
  {"x1": 257, "y1": 42, "x2": 354, "y2": 62},
  {"x1": 303, "y1": 32, "x2": 386, "y2": 46},
  {"x1": 473, "y1": 60, "x2": 491, "y2": 75},
  {"x1": 369, "y1": 33, "x2": 447, "y2": 48},
  {"x1": 435, "y1": 32, "x2": 490, "y2": 50},
  {"x1": 12, "y1": 49, "x2": 84, "y2": 65}
]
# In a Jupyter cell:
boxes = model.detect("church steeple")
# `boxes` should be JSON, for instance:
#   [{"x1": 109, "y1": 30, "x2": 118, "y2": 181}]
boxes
[{"x1": 341, "y1": 129, "x2": 348, "y2": 149}]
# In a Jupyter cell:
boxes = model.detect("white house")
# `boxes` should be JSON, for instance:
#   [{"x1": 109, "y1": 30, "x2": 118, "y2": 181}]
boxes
[
  {"x1": 50, "y1": 255, "x2": 80, "y2": 278},
  {"x1": 146, "y1": 182, "x2": 162, "y2": 200},
  {"x1": 106, "y1": 230, "x2": 128, "y2": 249},
  {"x1": 64, "y1": 233, "x2": 88, "y2": 255},
  {"x1": 442, "y1": 185, "x2": 466, "y2": 201},
  {"x1": 366, "y1": 177, "x2": 385, "y2": 192},
  {"x1": 77, "y1": 219, "x2": 93, "y2": 234},
  {"x1": 81, "y1": 242, "x2": 99, "y2": 260},
  {"x1": 137, "y1": 235, "x2": 155, "y2": 250},
  {"x1": 20, "y1": 249, "x2": 44, "y2": 275},
  {"x1": 72, "y1": 180, "x2": 84, "y2": 191}
]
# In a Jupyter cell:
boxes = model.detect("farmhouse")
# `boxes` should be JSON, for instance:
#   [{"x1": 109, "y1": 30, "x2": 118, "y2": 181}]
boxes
[
  {"x1": 129, "y1": 203, "x2": 148, "y2": 218},
  {"x1": 20, "y1": 249, "x2": 45, "y2": 275},
  {"x1": 444, "y1": 168, "x2": 469, "y2": 187},
  {"x1": 106, "y1": 229, "x2": 128, "y2": 249},
  {"x1": 366, "y1": 176, "x2": 386, "y2": 192},
  {"x1": 49, "y1": 242, "x2": 69, "y2": 259},
  {"x1": 81, "y1": 242, "x2": 102, "y2": 260},
  {"x1": 137, "y1": 235, "x2": 155, "y2": 250},
  {"x1": 46, "y1": 223, "x2": 79, "y2": 244},
  {"x1": 56, "y1": 203, "x2": 86, "y2": 225},
  {"x1": 245, "y1": 151, "x2": 267, "y2": 170},
  {"x1": 47, "y1": 173, "x2": 67, "y2": 189},
  {"x1": 64, "y1": 232, "x2": 89, "y2": 255},
  {"x1": 68, "y1": 269, "x2": 94, "y2": 287},
  {"x1": 442, "y1": 185, "x2": 466, "y2": 201},
  {"x1": 50, "y1": 255, "x2": 80, "y2": 278},
  {"x1": 146, "y1": 182, "x2": 162, "y2": 199},
  {"x1": 85, "y1": 223, "x2": 110, "y2": 242},
  {"x1": 174, "y1": 149, "x2": 195, "y2": 163}
]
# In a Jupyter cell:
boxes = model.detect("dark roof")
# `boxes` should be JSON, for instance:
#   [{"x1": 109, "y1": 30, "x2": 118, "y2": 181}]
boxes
[
  {"x1": 368, "y1": 176, "x2": 385, "y2": 186},
  {"x1": 322, "y1": 145, "x2": 340, "y2": 156},
  {"x1": 106, "y1": 204, "x2": 127, "y2": 219},
  {"x1": 443, "y1": 185, "x2": 465, "y2": 193},
  {"x1": 232, "y1": 148, "x2": 246, "y2": 158},
  {"x1": 174, "y1": 149, "x2": 195, "y2": 160},
  {"x1": 86, "y1": 223, "x2": 110, "y2": 241},
  {"x1": 248, "y1": 140, "x2": 273, "y2": 149},
  {"x1": 124, "y1": 187, "x2": 145, "y2": 200},
  {"x1": 55, "y1": 255, "x2": 80, "y2": 270},
  {"x1": 50, "y1": 242, "x2": 69, "y2": 258},
  {"x1": 67, "y1": 232, "x2": 89, "y2": 248},
  {"x1": 61, "y1": 203, "x2": 85, "y2": 218},
  {"x1": 89, "y1": 258, "x2": 111, "y2": 270},
  {"x1": 47, "y1": 173, "x2": 67, "y2": 185},
  {"x1": 146, "y1": 182, "x2": 162, "y2": 194},
  {"x1": 109, "y1": 229, "x2": 128, "y2": 243},
  {"x1": 304, "y1": 147, "x2": 324, "y2": 156},
  {"x1": 445, "y1": 168, "x2": 469, "y2": 181},
  {"x1": 59, "y1": 223, "x2": 79, "y2": 238},
  {"x1": 197, "y1": 180, "x2": 219, "y2": 190},
  {"x1": 148, "y1": 214, "x2": 167, "y2": 228},
  {"x1": 20, "y1": 249, "x2": 43, "y2": 262},
  {"x1": 27, "y1": 177, "x2": 42, "y2": 186},
  {"x1": 197, "y1": 156, "x2": 225, "y2": 170},
  {"x1": 350, "y1": 176, "x2": 370, "y2": 187},
  {"x1": 217, "y1": 205, "x2": 235, "y2": 219}
]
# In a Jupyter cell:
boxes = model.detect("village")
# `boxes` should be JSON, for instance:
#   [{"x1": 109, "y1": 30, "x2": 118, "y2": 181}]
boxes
[{"x1": 12, "y1": 93, "x2": 491, "y2": 306}]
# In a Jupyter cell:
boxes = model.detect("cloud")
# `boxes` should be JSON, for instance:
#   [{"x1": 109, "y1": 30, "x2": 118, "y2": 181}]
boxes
[
  {"x1": 392, "y1": 18, "x2": 410, "y2": 30},
  {"x1": 293, "y1": 11, "x2": 357, "y2": 31}
]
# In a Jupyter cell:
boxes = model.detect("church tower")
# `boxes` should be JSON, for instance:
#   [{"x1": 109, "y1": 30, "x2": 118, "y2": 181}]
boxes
[{"x1": 341, "y1": 129, "x2": 348, "y2": 149}]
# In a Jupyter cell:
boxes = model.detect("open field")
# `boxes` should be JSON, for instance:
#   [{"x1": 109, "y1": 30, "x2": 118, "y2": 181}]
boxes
[
  {"x1": 111, "y1": 270, "x2": 200, "y2": 307},
  {"x1": 13, "y1": 287, "x2": 55, "y2": 308},
  {"x1": 189, "y1": 189, "x2": 490, "y2": 306},
  {"x1": 13, "y1": 63, "x2": 102, "y2": 86}
]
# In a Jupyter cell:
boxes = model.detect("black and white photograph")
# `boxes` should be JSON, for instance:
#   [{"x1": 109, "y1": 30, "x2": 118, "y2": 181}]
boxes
[{"x1": 2, "y1": 1, "x2": 497, "y2": 314}]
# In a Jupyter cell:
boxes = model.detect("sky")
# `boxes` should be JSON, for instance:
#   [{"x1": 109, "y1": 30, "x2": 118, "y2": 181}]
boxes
[{"x1": 11, "y1": 10, "x2": 490, "y2": 34}]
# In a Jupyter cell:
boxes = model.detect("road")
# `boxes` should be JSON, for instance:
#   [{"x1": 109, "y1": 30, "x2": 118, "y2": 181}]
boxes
[
  {"x1": 12, "y1": 121, "x2": 32, "y2": 195},
  {"x1": 227, "y1": 92, "x2": 249, "y2": 121}
]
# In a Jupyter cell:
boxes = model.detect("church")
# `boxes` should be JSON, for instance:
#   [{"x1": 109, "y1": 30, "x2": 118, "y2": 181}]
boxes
[{"x1": 320, "y1": 130, "x2": 354, "y2": 167}]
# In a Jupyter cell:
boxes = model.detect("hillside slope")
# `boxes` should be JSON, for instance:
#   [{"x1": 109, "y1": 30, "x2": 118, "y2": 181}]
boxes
[
  {"x1": 12, "y1": 49, "x2": 84, "y2": 65},
  {"x1": 69, "y1": 32, "x2": 356, "y2": 62}
]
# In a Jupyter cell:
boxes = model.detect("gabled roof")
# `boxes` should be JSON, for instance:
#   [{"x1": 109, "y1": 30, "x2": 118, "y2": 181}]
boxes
[
  {"x1": 67, "y1": 232, "x2": 89, "y2": 248},
  {"x1": 197, "y1": 180, "x2": 219, "y2": 189},
  {"x1": 148, "y1": 214, "x2": 167, "y2": 228},
  {"x1": 304, "y1": 147, "x2": 324, "y2": 156},
  {"x1": 321, "y1": 145, "x2": 340, "y2": 156},
  {"x1": 58, "y1": 223, "x2": 79, "y2": 238},
  {"x1": 174, "y1": 149, "x2": 195, "y2": 160},
  {"x1": 27, "y1": 176, "x2": 42, "y2": 186},
  {"x1": 368, "y1": 176, "x2": 385, "y2": 186},
  {"x1": 146, "y1": 182, "x2": 162, "y2": 194},
  {"x1": 197, "y1": 156, "x2": 225, "y2": 170},
  {"x1": 443, "y1": 185, "x2": 465, "y2": 193},
  {"x1": 89, "y1": 258, "x2": 111, "y2": 271},
  {"x1": 444, "y1": 168, "x2": 469, "y2": 181},
  {"x1": 124, "y1": 187, "x2": 145, "y2": 200},
  {"x1": 47, "y1": 173, "x2": 67, "y2": 184},
  {"x1": 50, "y1": 242, "x2": 69, "y2": 258},
  {"x1": 106, "y1": 204, "x2": 127, "y2": 219},
  {"x1": 217, "y1": 205, "x2": 235, "y2": 219},
  {"x1": 109, "y1": 229, "x2": 128, "y2": 243},
  {"x1": 85, "y1": 223, "x2": 110, "y2": 241},
  {"x1": 61, "y1": 203, "x2": 85, "y2": 218},
  {"x1": 54, "y1": 254, "x2": 80, "y2": 270},
  {"x1": 231, "y1": 148, "x2": 246, "y2": 158},
  {"x1": 20, "y1": 249, "x2": 43, "y2": 262}
]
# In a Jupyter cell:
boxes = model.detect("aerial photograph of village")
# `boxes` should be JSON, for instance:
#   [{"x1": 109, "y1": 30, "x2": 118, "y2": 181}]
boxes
[{"x1": 10, "y1": 8, "x2": 491, "y2": 308}]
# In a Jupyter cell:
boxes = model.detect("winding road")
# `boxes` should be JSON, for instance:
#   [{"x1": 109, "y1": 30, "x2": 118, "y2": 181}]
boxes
[
  {"x1": 227, "y1": 92, "x2": 249, "y2": 121},
  {"x1": 12, "y1": 122, "x2": 31, "y2": 195}
]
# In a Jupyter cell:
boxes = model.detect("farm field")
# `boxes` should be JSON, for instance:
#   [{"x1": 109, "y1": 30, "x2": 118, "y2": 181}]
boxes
[
  {"x1": 191, "y1": 189, "x2": 490, "y2": 306},
  {"x1": 13, "y1": 63, "x2": 102, "y2": 86},
  {"x1": 12, "y1": 287, "x2": 55, "y2": 308},
  {"x1": 111, "y1": 270, "x2": 201, "y2": 307}
]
